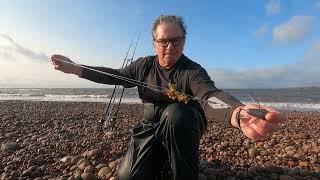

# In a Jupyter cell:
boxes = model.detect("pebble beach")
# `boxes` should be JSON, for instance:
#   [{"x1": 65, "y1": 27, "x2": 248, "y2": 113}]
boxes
[{"x1": 1, "y1": 100, "x2": 320, "y2": 180}]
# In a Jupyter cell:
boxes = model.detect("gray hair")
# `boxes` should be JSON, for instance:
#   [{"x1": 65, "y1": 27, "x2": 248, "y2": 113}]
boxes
[{"x1": 152, "y1": 15, "x2": 187, "y2": 40}]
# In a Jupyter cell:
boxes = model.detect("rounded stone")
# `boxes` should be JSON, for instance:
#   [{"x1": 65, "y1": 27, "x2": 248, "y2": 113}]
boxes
[
  {"x1": 10, "y1": 170, "x2": 19, "y2": 177},
  {"x1": 98, "y1": 167, "x2": 111, "y2": 177},
  {"x1": 88, "y1": 149, "x2": 101, "y2": 157},
  {"x1": 4, "y1": 165, "x2": 13, "y2": 172},
  {"x1": 248, "y1": 148, "x2": 259, "y2": 158},
  {"x1": 81, "y1": 173, "x2": 96, "y2": 180},
  {"x1": 78, "y1": 160, "x2": 90, "y2": 171},
  {"x1": 71, "y1": 155, "x2": 83, "y2": 165},
  {"x1": 95, "y1": 164, "x2": 107, "y2": 170},
  {"x1": 70, "y1": 165, "x2": 78, "y2": 171},
  {"x1": 293, "y1": 153, "x2": 305, "y2": 161},
  {"x1": 74, "y1": 173, "x2": 82, "y2": 180},
  {"x1": 279, "y1": 175, "x2": 296, "y2": 180},
  {"x1": 108, "y1": 161, "x2": 117, "y2": 169},
  {"x1": 1, "y1": 142, "x2": 20, "y2": 152},
  {"x1": 299, "y1": 161, "x2": 309, "y2": 168},
  {"x1": 84, "y1": 165, "x2": 94, "y2": 173},
  {"x1": 284, "y1": 146, "x2": 296, "y2": 152},
  {"x1": 61, "y1": 155, "x2": 73, "y2": 163}
]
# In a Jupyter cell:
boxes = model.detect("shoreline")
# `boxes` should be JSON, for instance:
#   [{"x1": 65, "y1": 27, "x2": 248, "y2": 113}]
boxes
[
  {"x1": 1, "y1": 99, "x2": 320, "y2": 113},
  {"x1": 1, "y1": 101, "x2": 320, "y2": 179}
]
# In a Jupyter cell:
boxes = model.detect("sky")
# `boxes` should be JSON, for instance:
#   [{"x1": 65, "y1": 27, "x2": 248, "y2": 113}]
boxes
[{"x1": 0, "y1": 0, "x2": 319, "y2": 89}]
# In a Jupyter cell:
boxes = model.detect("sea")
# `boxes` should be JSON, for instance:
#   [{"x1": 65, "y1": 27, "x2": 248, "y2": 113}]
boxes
[{"x1": 0, "y1": 87, "x2": 320, "y2": 112}]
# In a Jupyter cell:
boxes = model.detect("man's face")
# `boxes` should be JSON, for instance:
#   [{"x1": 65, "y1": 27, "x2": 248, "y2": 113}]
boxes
[{"x1": 153, "y1": 23, "x2": 185, "y2": 69}]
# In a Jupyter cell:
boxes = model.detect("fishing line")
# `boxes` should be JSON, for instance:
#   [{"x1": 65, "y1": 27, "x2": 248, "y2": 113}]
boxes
[
  {"x1": 52, "y1": 57, "x2": 235, "y2": 110},
  {"x1": 52, "y1": 57, "x2": 164, "y2": 92}
]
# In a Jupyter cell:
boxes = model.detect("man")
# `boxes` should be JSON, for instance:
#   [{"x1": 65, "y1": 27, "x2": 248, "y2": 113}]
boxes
[{"x1": 51, "y1": 15, "x2": 285, "y2": 180}]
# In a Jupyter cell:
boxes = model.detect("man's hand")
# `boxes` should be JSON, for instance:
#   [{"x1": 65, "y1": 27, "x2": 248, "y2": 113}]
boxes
[
  {"x1": 232, "y1": 104, "x2": 286, "y2": 140},
  {"x1": 51, "y1": 54, "x2": 82, "y2": 76}
]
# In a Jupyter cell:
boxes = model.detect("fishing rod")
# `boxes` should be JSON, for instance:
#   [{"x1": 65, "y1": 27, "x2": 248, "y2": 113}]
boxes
[
  {"x1": 108, "y1": 33, "x2": 141, "y2": 131},
  {"x1": 96, "y1": 34, "x2": 140, "y2": 132}
]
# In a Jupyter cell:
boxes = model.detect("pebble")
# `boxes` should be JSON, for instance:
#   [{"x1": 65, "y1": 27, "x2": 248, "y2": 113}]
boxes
[
  {"x1": 288, "y1": 161, "x2": 296, "y2": 166},
  {"x1": 293, "y1": 153, "x2": 305, "y2": 160},
  {"x1": 299, "y1": 161, "x2": 309, "y2": 168},
  {"x1": 37, "y1": 148, "x2": 46, "y2": 154},
  {"x1": 5, "y1": 132, "x2": 15, "y2": 138},
  {"x1": 74, "y1": 173, "x2": 82, "y2": 180},
  {"x1": 286, "y1": 151, "x2": 295, "y2": 156},
  {"x1": 243, "y1": 140, "x2": 251, "y2": 148},
  {"x1": 10, "y1": 170, "x2": 19, "y2": 177},
  {"x1": 207, "y1": 156, "x2": 215, "y2": 162},
  {"x1": 89, "y1": 149, "x2": 101, "y2": 157},
  {"x1": 71, "y1": 155, "x2": 83, "y2": 165},
  {"x1": 70, "y1": 165, "x2": 78, "y2": 171},
  {"x1": 81, "y1": 173, "x2": 96, "y2": 180},
  {"x1": 206, "y1": 147, "x2": 214, "y2": 154},
  {"x1": 248, "y1": 148, "x2": 259, "y2": 158},
  {"x1": 296, "y1": 133, "x2": 309, "y2": 139},
  {"x1": 309, "y1": 156, "x2": 318, "y2": 164},
  {"x1": 95, "y1": 163, "x2": 107, "y2": 170},
  {"x1": 285, "y1": 146, "x2": 296, "y2": 153},
  {"x1": 109, "y1": 161, "x2": 117, "y2": 169},
  {"x1": 1, "y1": 101, "x2": 320, "y2": 180},
  {"x1": 21, "y1": 165, "x2": 38, "y2": 177},
  {"x1": 1, "y1": 142, "x2": 20, "y2": 151},
  {"x1": 4, "y1": 165, "x2": 12, "y2": 172},
  {"x1": 279, "y1": 175, "x2": 296, "y2": 180},
  {"x1": 98, "y1": 167, "x2": 112, "y2": 177},
  {"x1": 282, "y1": 153, "x2": 292, "y2": 158},
  {"x1": 61, "y1": 155, "x2": 74, "y2": 163},
  {"x1": 78, "y1": 160, "x2": 90, "y2": 170},
  {"x1": 84, "y1": 165, "x2": 94, "y2": 173},
  {"x1": 314, "y1": 165, "x2": 320, "y2": 172}
]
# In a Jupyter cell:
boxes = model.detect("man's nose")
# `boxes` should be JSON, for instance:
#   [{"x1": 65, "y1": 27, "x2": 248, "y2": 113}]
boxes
[{"x1": 166, "y1": 41, "x2": 175, "y2": 50}]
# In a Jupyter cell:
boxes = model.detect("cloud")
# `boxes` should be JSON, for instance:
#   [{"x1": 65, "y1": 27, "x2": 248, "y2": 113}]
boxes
[
  {"x1": 253, "y1": 26, "x2": 267, "y2": 37},
  {"x1": 0, "y1": 33, "x2": 48, "y2": 62},
  {"x1": 265, "y1": 0, "x2": 281, "y2": 15},
  {"x1": 0, "y1": 34, "x2": 103, "y2": 88},
  {"x1": 208, "y1": 41, "x2": 320, "y2": 88},
  {"x1": 273, "y1": 16, "x2": 315, "y2": 43}
]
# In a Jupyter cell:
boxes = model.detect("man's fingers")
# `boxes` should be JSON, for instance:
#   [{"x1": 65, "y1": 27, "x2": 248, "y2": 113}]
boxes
[
  {"x1": 242, "y1": 125, "x2": 264, "y2": 140},
  {"x1": 54, "y1": 64, "x2": 61, "y2": 69},
  {"x1": 265, "y1": 112, "x2": 286, "y2": 123},
  {"x1": 249, "y1": 118, "x2": 279, "y2": 136},
  {"x1": 51, "y1": 54, "x2": 71, "y2": 63},
  {"x1": 241, "y1": 104, "x2": 285, "y2": 140}
]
